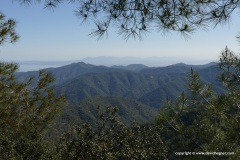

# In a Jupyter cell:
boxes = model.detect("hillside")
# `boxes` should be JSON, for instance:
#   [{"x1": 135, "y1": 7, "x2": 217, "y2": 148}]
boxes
[
  {"x1": 16, "y1": 61, "x2": 225, "y2": 128},
  {"x1": 55, "y1": 71, "x2": 189, "y2": 105},
  {"x1": 16, "y1": 62, "x2": 124, "y2": 85},
  {"x1": 46, "y1": 96, "x2": 157, "y2": 140},
  {"x1": 140, "y1": 62, "x2": 217, "y2": 74},
  {"x1": 59, "y1": 96, "x2": 156, "y2": 125},
  {"x1": 110, "y1": 64, "x2": 148, "y2": 71}
]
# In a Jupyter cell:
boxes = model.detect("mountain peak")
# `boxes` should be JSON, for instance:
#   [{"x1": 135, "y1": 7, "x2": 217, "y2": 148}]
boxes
[{"x1": 171, "y1": 62, "x2": 187, "y2": 66}]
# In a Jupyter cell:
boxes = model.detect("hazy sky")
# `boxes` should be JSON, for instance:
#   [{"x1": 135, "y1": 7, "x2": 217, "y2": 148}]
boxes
[{"x1": 0, "y1": 1, "x2": 240, "y2": 62}]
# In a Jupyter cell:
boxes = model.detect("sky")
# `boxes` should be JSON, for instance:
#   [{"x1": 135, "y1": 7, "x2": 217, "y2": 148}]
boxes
[{"x1": 0, "y1": 1, "x2": 240, "y2": 63}]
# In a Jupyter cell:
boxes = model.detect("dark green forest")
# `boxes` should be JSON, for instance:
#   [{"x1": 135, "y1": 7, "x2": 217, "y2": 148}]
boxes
[{"x1": 1, "y1": 0, "x2": 240, "y2": 159}]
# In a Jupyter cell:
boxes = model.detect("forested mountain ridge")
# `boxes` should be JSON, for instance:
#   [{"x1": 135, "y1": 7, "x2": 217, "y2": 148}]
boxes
[
  {"x1": 16, "y1": 61, "x2": 217, "y2": 85},
  {"x1": 55, "y1": 71, "x2": 189, "y2": 107},
  {"x1": 16, "y1": 62, "x2": 125, "y2": 85},
  {"x1": 42, "y1": 61, "x2": 226, "y2": 145},
  {"x1": 140, "y1": 62, "x2": 217, "y2": 74},
  {"x1": 16, "y1": 61, "x2": 223, "y2": 107},
  {"x1": 15, "y1": 61, "x2": 224, "y2": 127},
  {"x1": 110, "y1": 64, "x2": 148, "y2": 71}
]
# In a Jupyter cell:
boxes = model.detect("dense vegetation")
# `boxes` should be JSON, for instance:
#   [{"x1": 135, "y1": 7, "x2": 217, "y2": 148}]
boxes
[
  {"x1": 1, "y1": 1, "x2": 240, "y2": 159},
  {"x1": 1, "y1": 48, "x2": 240, "y2": 159},
  {"x1": 0, "y1": 63, "x2": 66, "y2": 159},
  {"x1": 53, "y1": 48, "x2": 240, "y2": 159},
  {"x1": 13, "y1": 60, "x2": 228, "y2": 140}
]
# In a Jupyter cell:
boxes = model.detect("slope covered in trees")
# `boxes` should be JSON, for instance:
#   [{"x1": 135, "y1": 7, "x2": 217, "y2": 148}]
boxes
[
  {"x1": 16, "y1": 61, "x2": 223, "y2": 107},
  {"x1": 45, "y1": 96, "x2": 158, "y2": 141},
  {"x1": 55, "y1": 71, "x2": 187, "y2": 103},
  {"x1": 13, "y1": 62, "x2": 225, "y2": 115},
  {"x1": 13, "y1": 61, "x2": 227, "y2": 140},
  {"x1": 16, "y1": 62, "x2": 124, "y2": 85}
]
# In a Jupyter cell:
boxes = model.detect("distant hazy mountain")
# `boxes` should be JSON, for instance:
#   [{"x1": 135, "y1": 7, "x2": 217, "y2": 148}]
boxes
[
  {"x1": 17, "y1": 57, "x2": 215, "y2": 72},
  {"x1": 82, "y1": 56, "x2": 214, "y2": 67},
  {"x1": 140, "y1": 62, "x2": 217, "y2": 75}
]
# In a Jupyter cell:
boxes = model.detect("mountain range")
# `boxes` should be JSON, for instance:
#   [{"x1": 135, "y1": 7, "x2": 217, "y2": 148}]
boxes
[
  {"x1": 81, "y1": 56, "x2": 214, "y2": 67},
  {"x1": 15, "y1": 61, "x2": 225, "y2": 134},
  {"x1": 18, "y1": 56, "x2": 214, "y2": 72}
]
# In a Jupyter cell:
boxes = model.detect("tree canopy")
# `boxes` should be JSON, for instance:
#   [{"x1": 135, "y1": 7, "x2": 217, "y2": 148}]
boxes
[
  {"x1": 0, "y1": 12, "x2": 19, "y2": 45},
  {"x1": 0, "y1": 10, "x2": 66, "y2": 159},
  {"x1": 13, "y1": 0, "x2": 240, "y2": 39}
]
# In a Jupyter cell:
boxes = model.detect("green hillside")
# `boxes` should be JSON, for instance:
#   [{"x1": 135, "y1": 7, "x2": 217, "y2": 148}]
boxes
[
  {"x1": 15, "y1": 62, "x2": 225, "y2": 127},
  {"x1": 138, "y1": 75, "x2": 188, "y2": 108},
  {"x1": 110, "y1": 64, "x2": 148, "y2": 71},
  {"x1": 61, "y1": 96, "x2": 156, "y2": 125},
  {"x1": 16, "y1": 62, "x2": 125, "y2": 85},
  {"x1": 46, "y1": 96, "x2": 157, "y2": 140},
  {"x1": 55, "y1": 71, "x2": 188, "y2": 104}
]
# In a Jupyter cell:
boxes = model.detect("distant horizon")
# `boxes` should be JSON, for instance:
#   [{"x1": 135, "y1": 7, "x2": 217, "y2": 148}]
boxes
[
  {"x1": 17, "y1": 56, "x2": 217, "y2": 72},
  {"x1": 17, "y1": 55, "x2": 215, "y2": 63}
]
